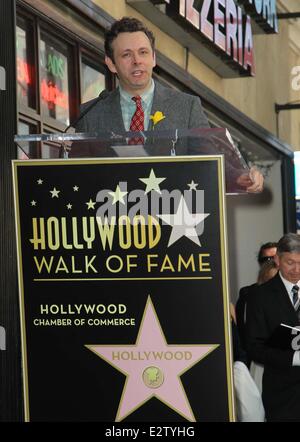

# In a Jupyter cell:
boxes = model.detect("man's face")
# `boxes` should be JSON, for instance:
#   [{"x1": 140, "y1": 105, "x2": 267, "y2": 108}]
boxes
[
  {"x1": 274, "y1": 252, "x2": 300, "y2": 284},
  {"x1": 259, "y1": 247, "x2": 277, "y2": 265},
  {"x1": 105, "y1": 31, "x2": 156, "y2": 95}
]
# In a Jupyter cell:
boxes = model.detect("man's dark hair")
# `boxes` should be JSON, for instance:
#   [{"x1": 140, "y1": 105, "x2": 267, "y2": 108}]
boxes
[
  {"x1": 104, "y1": 17, "x2": 155, "y2": 62},
  {"x1": 257, "y1": 259, "x2": 278, "y2": 285},
  {"x1": 277, "y1": 233, "x2": 300, "y2": 255},
  {"x1": 257, "y1": 241, "x2": 278, "y2": 264}
]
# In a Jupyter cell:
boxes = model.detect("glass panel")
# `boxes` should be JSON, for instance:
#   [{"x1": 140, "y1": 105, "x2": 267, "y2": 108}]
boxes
[
  {"x1": 40, "y1": 31, "x2": 70, "y2": 125},
  {"x1": 16, "y1": 18, "x2": 36, "y2": 109},
  {"x1": 81, "y1": 58, "x2": 105, "y2": 103},
  {"x1": 41, "y1": 143, "x2": 61, "y2": 159},
  {"x1": 42, "y1": 130, "x2": 62, "y2": 158},
  {"x1": 17, "y1": 121, "x2": 38, "y2": 159}
]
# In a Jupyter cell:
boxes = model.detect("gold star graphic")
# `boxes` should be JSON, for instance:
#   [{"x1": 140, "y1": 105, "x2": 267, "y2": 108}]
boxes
[
  {"x1": 108, "y1": 185, "x2": 128, "y2": 205},
  {"x1": 50, "y1": 187, "x2": 60, "y2": 198},
  {"x1": 139, "y1": 169, "x2": 166, "y2": 194},
  {"x1": 86, "y1": 199, "x2": 96, "y2": 210}
]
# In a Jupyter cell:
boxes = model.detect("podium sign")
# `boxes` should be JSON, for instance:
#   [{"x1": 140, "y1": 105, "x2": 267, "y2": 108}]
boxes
[{"x1": 13, "y1": 155, "x2": 235, "y2": 422}]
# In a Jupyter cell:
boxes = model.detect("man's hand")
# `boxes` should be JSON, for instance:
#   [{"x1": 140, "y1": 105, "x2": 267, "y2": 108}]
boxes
[{"x1": 237, "y1": 167, "x2": 264, "y2": 193}]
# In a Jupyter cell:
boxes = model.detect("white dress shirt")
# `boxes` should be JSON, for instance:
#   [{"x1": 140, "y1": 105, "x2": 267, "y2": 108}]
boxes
[{"x1": 278, "y1": 272, "x2": 300, "y2": 366}]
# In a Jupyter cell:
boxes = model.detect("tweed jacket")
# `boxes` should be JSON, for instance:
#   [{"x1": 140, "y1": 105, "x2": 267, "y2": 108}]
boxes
[{"x1": 70, "y1": 80, "x2": 210, "y2": 157}]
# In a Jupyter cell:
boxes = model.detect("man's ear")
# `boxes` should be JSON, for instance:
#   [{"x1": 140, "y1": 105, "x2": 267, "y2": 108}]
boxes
[
  {"x1": 105, "y1": 56, "x2": 117, "y2": 74},
  {"x1": 152, "y1": 51, "x2": 156, "y2": 68}
]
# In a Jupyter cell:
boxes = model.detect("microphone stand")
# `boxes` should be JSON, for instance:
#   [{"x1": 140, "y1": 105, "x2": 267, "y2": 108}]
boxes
[{"x1": 60, "y1": 89, "x2": 110, "y2": 158}]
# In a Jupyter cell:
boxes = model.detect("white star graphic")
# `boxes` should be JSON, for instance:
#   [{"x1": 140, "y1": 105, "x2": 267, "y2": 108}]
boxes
[
  {"x1": 108, "y1": 185, "x2": 128, "y2": 205},
  {"x1": 188, "y1": 180, "x2": 198, "y2": 191},
  {"x1": 157, "y1": 195, "x2": 209, "y2": 247},
  {"x1": 139, "y1": 169, "x2": 166, "y2": 194},
  {"x1": 31, "y1": 200, "x2": 37, "y2": 206},
  {"x1": 37, "y1": 179, "x2": 43, "y2": 185},
  {"x1": 86, "y1": 199, "x2": 96, "y2": 210},
  {"x1": 67, "y1": 203, "x2": 72, "y2": 210},
  {"x1": 50, "y1": 187, "x2": 60, "y2": 198},
  {"x1": 73, "y1": 185, "x2": 79, "y2": 192}
]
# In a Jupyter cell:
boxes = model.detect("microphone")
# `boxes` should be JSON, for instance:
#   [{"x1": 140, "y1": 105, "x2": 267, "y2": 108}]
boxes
[
  {"x1": 60, "y1": 89, "x2": 110, "y2": 157},
  {"x1": 63, "y1": 89, "x2": 110, "y2": 133}
]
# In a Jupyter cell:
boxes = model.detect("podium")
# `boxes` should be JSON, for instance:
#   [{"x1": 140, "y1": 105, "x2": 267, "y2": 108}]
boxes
[{"x1": 13, "y1": 129, "x2": 249, "y2": 421}]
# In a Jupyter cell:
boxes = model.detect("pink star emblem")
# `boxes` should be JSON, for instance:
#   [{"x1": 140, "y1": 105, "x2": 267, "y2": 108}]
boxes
[{"x1": 86, "y1": 297, "x2": 218, "y2": 421}]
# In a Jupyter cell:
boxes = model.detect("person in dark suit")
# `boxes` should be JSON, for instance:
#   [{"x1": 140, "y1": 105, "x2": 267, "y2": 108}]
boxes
[
  {"x1": 245, "y1": 233, "x2": 300, "y2": 421},
  {"x1": 70, "y1": 16, "x2": 263, "y2": 193},
  {"x1": 236, "y1": 242, "x2": 278, "y2": 356}
]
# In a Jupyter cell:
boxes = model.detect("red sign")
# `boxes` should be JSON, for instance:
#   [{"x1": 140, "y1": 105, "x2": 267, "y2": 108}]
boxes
[
  {"x1": 17, "y1": 57, "x2": 31, "y2": 91},
  {"x1": 17, "y1": 57, "x2": 69, "y2": 110},
  {"x1": 40, "y1": 79, "x2": 69, "y2": 110}
]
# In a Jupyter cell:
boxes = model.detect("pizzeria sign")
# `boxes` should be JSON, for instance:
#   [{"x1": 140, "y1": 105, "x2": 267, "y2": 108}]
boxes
[{"x1": 127, "y1": 0, "x2": 278, "y2": 77}]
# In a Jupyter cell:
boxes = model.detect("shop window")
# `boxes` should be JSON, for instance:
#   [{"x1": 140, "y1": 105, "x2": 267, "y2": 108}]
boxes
[
  {"x1": 16, "y1": 17, "x2": 36, "y2": 110},
  {"x1": 16, "y1": 6, "x2": 111, "y2": 159},
  {"x1": 40, "y1": 31, "x2": 71, "y2": 125},
  {"x1": 81, "y1": 57, "x2": 105, "y2": 103}
]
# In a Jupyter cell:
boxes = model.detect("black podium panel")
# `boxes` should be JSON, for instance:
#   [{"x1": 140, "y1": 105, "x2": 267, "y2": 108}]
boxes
[{"x1": 13, "y1": 156, "x2": 234, "y2": 422}]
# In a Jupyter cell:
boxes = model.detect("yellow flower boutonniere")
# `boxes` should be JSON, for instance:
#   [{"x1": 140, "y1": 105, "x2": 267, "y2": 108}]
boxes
[{"x1": 150, "y1": 111, "x2": 166, "y2": 129}]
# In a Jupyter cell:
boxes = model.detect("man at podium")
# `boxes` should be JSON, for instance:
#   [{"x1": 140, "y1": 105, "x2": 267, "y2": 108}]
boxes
[
  {"x1": 72, "y1": 16, "x2": 263, "y2": 193},
  {"x1": 246, "y1": 233, "x2": 300, "y2": 421}
]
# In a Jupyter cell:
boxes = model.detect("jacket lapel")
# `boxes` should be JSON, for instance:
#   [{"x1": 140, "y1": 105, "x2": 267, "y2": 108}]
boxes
[
  {"x1": 144, "y1": 82, "x2": 174, "y2": 155},
  {"x1": 271, "y1": 274, "x2": 299, "y2": 322},
  {"x1": 102, "y1": 89, "x2": 126, "y2": 133},
  {"x1": 150, "y1": 81, "x2": 170, "y2": 131}
]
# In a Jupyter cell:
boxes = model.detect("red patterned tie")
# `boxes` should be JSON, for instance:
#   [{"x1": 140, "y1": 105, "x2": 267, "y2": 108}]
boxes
[{"x1": 129, "y1": 96, "x2": 144, "y2": 145}]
